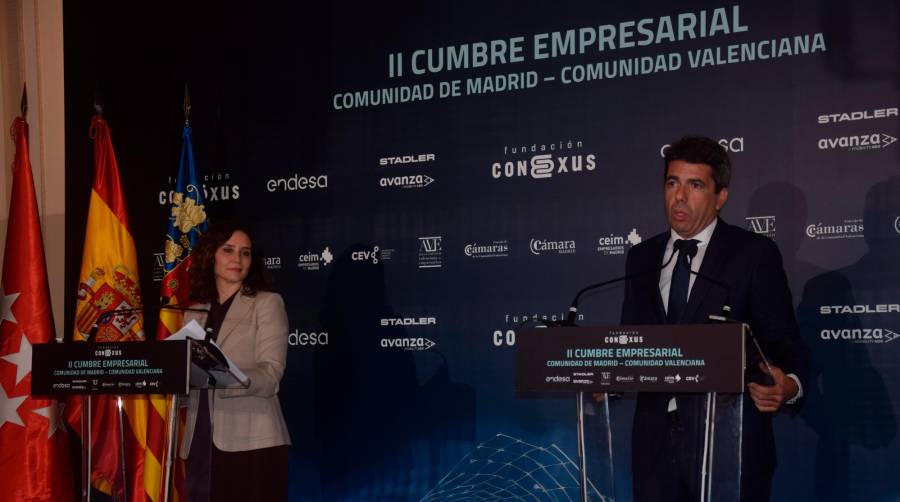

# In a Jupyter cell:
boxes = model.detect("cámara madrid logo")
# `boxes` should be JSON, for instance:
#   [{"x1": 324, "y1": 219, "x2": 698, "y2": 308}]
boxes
[
  {"x1": 530, "y1": 238, "x2": 576, "y2": 255},
  {"x1": 492, "y1": 139, "x2": 596, "y2": 181}
]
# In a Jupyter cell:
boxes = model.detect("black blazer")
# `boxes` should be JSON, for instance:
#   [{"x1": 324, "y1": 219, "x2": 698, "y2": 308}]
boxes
[{"x1": 622, "y1": 219, "x2": 809, "y2": 477}]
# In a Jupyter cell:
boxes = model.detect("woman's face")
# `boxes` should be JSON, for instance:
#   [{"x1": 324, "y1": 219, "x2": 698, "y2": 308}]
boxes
[{"x1": 214, "y1": 230, "x2": 252, "y2": 288}]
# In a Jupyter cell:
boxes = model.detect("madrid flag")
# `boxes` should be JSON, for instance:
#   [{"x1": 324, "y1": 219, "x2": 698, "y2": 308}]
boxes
[{"x1": 0, "y1": 117, "x2": 74, "y2": 501}]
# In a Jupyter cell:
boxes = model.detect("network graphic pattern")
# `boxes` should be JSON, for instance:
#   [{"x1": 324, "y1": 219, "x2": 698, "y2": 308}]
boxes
[{"x1": 420, "y1": 434, "x2": 609, "y2": 501}]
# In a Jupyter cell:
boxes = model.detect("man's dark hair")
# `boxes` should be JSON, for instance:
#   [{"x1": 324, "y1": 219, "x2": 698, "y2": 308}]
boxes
[
  {"x1": 663, "y1": 136, "x2": 731, "y2": 192},
  {"x1": 189, "y1": 220, "x2": 271, "y2": 302}
]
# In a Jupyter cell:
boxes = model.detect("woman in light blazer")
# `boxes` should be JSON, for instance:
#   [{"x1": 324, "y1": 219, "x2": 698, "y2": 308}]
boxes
[{"x1": 181, "y1": 221, "x2": 291, "y2": 502}]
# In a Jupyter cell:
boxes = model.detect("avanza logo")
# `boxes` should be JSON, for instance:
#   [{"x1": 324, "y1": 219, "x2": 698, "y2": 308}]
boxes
[{"x1": 817, "y1": 133, "x2": 897, "y2": 152}]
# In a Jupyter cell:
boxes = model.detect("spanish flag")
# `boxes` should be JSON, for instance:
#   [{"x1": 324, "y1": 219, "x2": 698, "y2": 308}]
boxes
[{"x1": 72, "y1": 115, "x2": 167, "y2": 501}]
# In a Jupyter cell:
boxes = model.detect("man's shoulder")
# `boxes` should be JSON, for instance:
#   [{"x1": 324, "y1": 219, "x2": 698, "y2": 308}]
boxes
[{"x1": 715, "y1": 220, "x2": 781, "y2": 254}]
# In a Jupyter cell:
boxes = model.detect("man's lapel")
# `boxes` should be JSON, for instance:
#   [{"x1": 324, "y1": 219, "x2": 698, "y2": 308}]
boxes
[
  {"x1": 650, "y1": 234, "x2": 668, "y2": 323},
  {"x1": 682, "y1": 219, "x2": 728, "y2": 323}
]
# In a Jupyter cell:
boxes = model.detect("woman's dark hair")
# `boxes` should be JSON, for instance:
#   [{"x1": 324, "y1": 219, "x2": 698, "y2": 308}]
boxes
[{"x1": 189, "y1": 220, "x2": 271, "y2": 302}]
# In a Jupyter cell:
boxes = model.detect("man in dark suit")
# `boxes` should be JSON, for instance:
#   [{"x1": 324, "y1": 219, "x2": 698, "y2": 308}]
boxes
[{"x1": 622, "y1": 136, "x2": 809, "y2": 502}]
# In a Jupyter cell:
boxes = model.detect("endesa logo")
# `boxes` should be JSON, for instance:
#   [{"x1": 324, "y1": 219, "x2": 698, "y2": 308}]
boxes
[
  {"x1": 817, "y1": 133, "x2": 897, "y2": 152},
  {"x1": 661, "y1": 137, "x2": 743, "y2": 157},
  {"x1": 817, "y1": 107, "x2": 898, "y2": 124},
  {"x1": 288, "y1": 330, "x2": 329, "y2": 347},
  {"x1": 379, "y1": 153, "x2": 435, "y2": 166},
  {"x1": 266, "y1": 174, "x2": 328, "y2": 192}
]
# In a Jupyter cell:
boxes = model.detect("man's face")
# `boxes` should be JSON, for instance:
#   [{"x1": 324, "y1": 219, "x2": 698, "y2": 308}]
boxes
[{"x1": 664, "y1": 160, "x2": 729, "y2": 238}]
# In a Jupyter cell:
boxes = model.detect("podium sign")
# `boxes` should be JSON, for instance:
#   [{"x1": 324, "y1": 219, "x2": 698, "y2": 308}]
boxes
[
  {"x1": 31, "y1": 341, "x2": 191, "y2": 395},
  {"x1": 516, "y1": 324, "x2": 745, "y2": 393}
]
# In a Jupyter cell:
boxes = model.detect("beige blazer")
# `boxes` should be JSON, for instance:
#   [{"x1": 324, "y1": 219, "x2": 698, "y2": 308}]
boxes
[{"x1": 179, "y1": 290, "x2": 291, "y2": 456}]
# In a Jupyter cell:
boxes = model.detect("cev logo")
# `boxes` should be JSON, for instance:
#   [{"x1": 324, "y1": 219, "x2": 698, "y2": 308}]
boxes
[{"x1": 351, "y1": 246, "x2": 380, "y2": 264}]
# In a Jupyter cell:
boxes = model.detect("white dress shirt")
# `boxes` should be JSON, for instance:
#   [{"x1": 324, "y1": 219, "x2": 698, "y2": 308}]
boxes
[{"x1": 658, "y1": 219, "x2": 801, "y2": 411}]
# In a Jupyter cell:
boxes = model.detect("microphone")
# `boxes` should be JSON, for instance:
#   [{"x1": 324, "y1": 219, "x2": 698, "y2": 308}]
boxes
[
  {"x1": 85, "y1": 303, "x2": 210, "y2": 343},
  {"x1": 684, "y1": 267, "x2": 775, "y2": 379},
  {"x1": 564, "y1": 246, "x2": 678, "y2": 326}
]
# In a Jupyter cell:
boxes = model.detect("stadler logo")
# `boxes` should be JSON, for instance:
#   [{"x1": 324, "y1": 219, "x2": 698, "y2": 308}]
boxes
[
  {"x1": 492, "y1": 139, "x2": 596, "y2": 181},
  {"x1": 379, "y1": 153, "x2": 435, "y2": 166},
  {"x1": 817, "y1": 107, "x2": 898, "y2": 124},
  {"x1": 380, "y1": 337, "x2": 436, "y2": 351},
  {"x1": 379, "y1": 174, "x2": 434, "y2": 189},
  {"x1": 266, "y1": 174, "x2": 328, "y2": 192},
  {"x1": 817, "y1": 133, "x2": 897, "y2": 152},
  {"x1": 464, "y1": 240, "x2": 510, "y2": 259},
  {"x1": 288, "y1": 330, "x2": 329, "y2": 347},
  {"x1": 530, "y1": 238, "x2": 576, "y2": 255},
  {"x1": 820, "y1": 328, "x2": 900, "y2": 344},
  {"x1": 806, "y1": 219, "x2": 864, "y2": 240},
  {"x1": 264, "y1": 256, "x2": 282, "y2": 270},
  {"x1": 418, "y1": 236, "x2": 442, "y2": 269},
  {"x1": 351, "y1": 246, "x2": 394, "y2": 264},
  {"x1": 746, "y1": 216, "x2": 776, "y2": 238},
  {"x1": 660, "y1": 137, "x2": 743, "y2": 157},
  {"x1": 597, "y1": 228, "x2": 642, "y2": 256},
  {"x1": 297, "y1": 247, "x2": 334, "y2": 271},
  {"x1": 819, "y1": 304, "x2": 900, "y2": 315},
  {"x1": 380, "y1": 317, "x2": 437, "y2": 327}
]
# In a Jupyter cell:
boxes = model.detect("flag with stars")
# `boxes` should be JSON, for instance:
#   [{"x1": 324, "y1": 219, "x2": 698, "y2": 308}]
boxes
[{"x1": 0, "y1": 117, "x2": 74, "y2": 500}]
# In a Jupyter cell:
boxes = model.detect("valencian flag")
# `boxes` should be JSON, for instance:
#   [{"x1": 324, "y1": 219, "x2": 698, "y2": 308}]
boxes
[
  {"x1": 72, "y1": 115, "x2": 167, "y2": 501},
  {"x1": 0, "y1": 115, "x2": 75, "y2": 501},
  {"x1": 157, "y1": 123, "x2": 207, "y2": 339}
]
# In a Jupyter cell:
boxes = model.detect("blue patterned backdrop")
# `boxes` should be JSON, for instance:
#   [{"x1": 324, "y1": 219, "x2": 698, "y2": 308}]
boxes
[{"x1": 63, "y1": 1, "x2": 899, "y2": 500}]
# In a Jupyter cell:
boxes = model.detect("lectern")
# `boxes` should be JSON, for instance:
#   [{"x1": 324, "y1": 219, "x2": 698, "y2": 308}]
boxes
[
  {"x1": 32, "y1": 336, "x2": 247, "y2": 502},
  {"x1": 516, "y1": 323, "x2": 747, "y2": 502}
]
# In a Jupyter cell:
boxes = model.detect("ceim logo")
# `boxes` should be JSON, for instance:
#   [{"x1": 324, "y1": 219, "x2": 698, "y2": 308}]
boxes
[
  {"x1": 597, "y1": 228, "x2": 642, "y2": 256},
  {"x1": 817, "y1": 133, "x2": 897, "y2": 152},
  {"x1": 297, "y1": 247, "x2": 334, "y2": 271},
  {"x1": 746, "y1": 216, "x2": 776, "y2": 238}
]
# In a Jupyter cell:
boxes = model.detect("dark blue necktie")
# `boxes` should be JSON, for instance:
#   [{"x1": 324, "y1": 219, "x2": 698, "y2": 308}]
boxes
[{"x1": 667, "y1": 239, "x2": 699, "y2": 323}]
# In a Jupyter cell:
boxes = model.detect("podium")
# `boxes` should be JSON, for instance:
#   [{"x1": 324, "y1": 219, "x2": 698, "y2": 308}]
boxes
[
  {"x1": 516, "y1": 323, "x2": 747, "y2": 502},
  {"x1": 32, "y1": 338, "x2": 248, "y2": 502}
]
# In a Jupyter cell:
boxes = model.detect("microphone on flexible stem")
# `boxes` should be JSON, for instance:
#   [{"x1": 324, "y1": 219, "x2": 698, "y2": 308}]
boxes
[
  {"x1": 84, "y1": 303, "x2": 211, "y2": 343},
  {"x1": 686, "y1": 268, "x2": 774, "y2": 378},
  {"x1": 563, "y1": 247, "x2": 679, "y2": 326}
]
